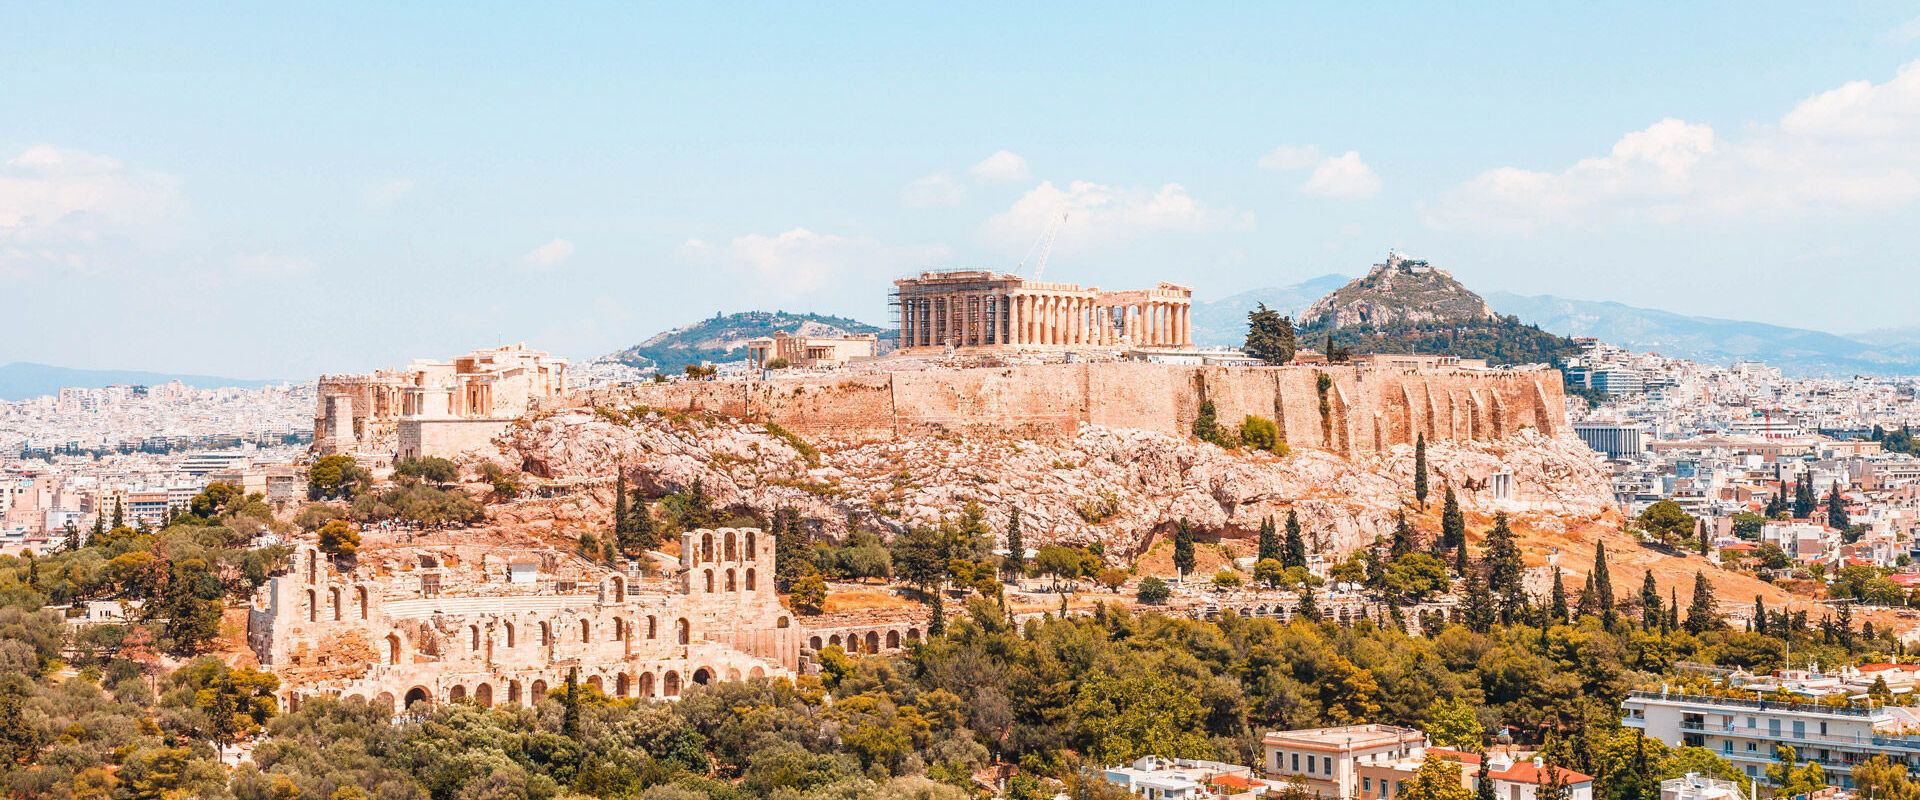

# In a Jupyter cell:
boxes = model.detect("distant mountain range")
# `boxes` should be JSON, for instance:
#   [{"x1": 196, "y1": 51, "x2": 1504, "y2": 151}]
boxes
[
  {"x1": 603, "y1": 311, "x2": 885, "y2": 370},
  {"x1": 0, "y1": 362, "x2": 284, "y2": 402}
]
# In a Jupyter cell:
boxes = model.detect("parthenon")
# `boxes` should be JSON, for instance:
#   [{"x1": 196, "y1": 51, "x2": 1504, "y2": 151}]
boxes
[{"x1": 891, "y1": 270, "x2": 1193, "y2": 352}]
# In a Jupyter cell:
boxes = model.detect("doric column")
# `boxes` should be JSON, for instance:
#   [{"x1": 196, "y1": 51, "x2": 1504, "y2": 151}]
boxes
[
  {"x1": 1182, "y1": 303, "x2": 1192, "y2": 346},
  {"x1": 1072, "y1": 298, "x2": 1084, "y2": 345},
  {"x1": 1159, "y1": 302, "x2": 1170, "y2": 346}
]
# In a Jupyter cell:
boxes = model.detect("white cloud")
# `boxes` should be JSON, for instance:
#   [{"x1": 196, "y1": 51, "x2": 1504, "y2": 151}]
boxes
[
  {"x1": 683, "y1": 227, "x2": 951, "y2": 295},
  {"x1": 969, "y1": 150, "x2": 1031, "y2": 181},
  {"x1": 1259, "y1": 144, "x2": 1381, "y2": 199},
  {"x1": 0, "y1": 144, "x2": 178, "y2": 276},
  {"x1": 521, "y1": 238, "x2": 575, "y2": 270},
  {"x1": 1890, "y1": 14, "x2": 1920, "y2": 43},
  {"x1": 902, "y1": 172, "x2": 965, "y2": 207},
  {"x1": 1303, "y1": 152, "x2": 1383, "y2": 199},
  {"x1": 981, "y1": 180, "x2": 1248, "y2": 253},
  {"x1": 1427, "y1": 58, "x2": 1920, "y2": 234}
]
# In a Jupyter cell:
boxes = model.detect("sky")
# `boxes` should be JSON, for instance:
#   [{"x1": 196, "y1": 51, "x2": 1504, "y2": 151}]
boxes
[{"x1": 5, "y1": 2, "x2": 1920, "y2": 378}]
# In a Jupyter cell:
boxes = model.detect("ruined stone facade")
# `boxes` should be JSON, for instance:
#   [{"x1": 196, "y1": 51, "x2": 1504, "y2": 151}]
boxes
[
  {"x1": 550, "y1": 361, "x2": 1565, "y2": 455},
  {"x1": 249, "y1": 528, "x2": 815, "y2": 711},
  {"x1": 892, "y1": 270, "x2": 1193, "y2": 351},
  {"x1": 744, "y1": 331, "x2": 878, "y2": 369},
  {"x1": 315, "y1": 343, "x2": 569, "y2": 458}
]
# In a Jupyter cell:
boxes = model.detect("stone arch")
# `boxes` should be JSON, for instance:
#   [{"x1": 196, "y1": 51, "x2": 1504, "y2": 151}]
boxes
[
  {"x1": 376, "y1": 692, "x2": 395, "y2": 712},
  {"x1": 508, "y1": 681, "x2": 522, "y2": 705},
  {"x1": 664, "y1": 671, "x2": 682, "y2": 697},
  {"x1": 639, "y1": 672, "x2": 656, "y2": 698},
  {"x1": 745, "y1": 532, "x2": 757, "y2": 560},
  {"x1": 726, "y1": 668, "x2": 741, "y2": 681},
  {"x1": 306, "y1": 589, "x2": 317, "y2": 622},
  {"x1": 540, "y1": 621, "x2": 553, "y2": 646},
  {"x1": 886, "y1": 630, "x2": 900, "y2": 648},
  {"x1": 725, "y1": 531, "x2": 737, "y2": 561},
  {"x1": 701, "y1": 533, "x2": 714, "y2": 562},
  {"x1": 616, "y1": 673, "x2": 631, "y2": 697},
  {"x1": 613, "y1": 617, "x2": 626, "y2": 641},
  {"x1": 704, "y1": 569, "x2": 715, "y2": 593},
  {"x1": 829, "y1": 634, "x2": 842, "y2": 649},
  {"x1": 329, "y1": 587, "x2": 342, "y2": 620},
  {"x1": 504, "y1": 622, "x2": 516, "y2": 648},
  {"x1": 725, "y1": 568, "x2": 737, "y2": 592},
  {"x1": 385, "y1": 633, "x2": 403, "y2": 665},
  {"x1": 864, "y1": 631, "x2": 880, "y2": 653},
  {"x1": 580, "y1": 618, "x2": 591, "y2": 642},
  {"x1": 609, "y1": 575, "x2": 626, "y2": 602},
  {"x1": 469, "y1": 625, "x2": 481, "y2": 651},
  {"x1": 647, "y1": 616, "x2": 658, "y2": 639},
  {"x1": 746, "y1": 569, "x2": 757, "y2": 592},
  {"x1": 307, "y1": 550, "x2": 318, "y2": 582},
  {"x1": 691, "y1": 667, "x2": 713, "y2": 685},
  {"x1": 475, "y1": 683, "x2": 493, "y2": 707},
  {"x1": 809, "y1": 635, "x2": 823, "y2": 650},
  {"x1": 906, "y1": 628, "x2": 921, "y2": 643},
  {"x1": 404, "y1": 686, "x2": 431, "y2": 709},
  {"x1": 748, "y1": 666, "x2": 765, "y2": 679},
  {"x1": 448, "y1": 684, "x2": 466, "y2": 702},
  {"x1": 775, "y1": 615, "x2": 788, "y2": 629},
  {"x1": 531, "y1": 679, "x2": 548, "y2": 699},
  {"x1": 586, "y1": 674, "x2": 603, "y2": 692},
  {"x1": 677, "y1": 618, "x2": 691, "y2": 644},
  {"x1": 356, "y1": 586, "x2": 369, "y2": 619}
]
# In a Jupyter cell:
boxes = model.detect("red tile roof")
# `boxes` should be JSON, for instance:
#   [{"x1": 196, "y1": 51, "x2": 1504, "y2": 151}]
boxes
[{"x1": 1491, "y1": 762, "x2": 1594, "y2": 785}]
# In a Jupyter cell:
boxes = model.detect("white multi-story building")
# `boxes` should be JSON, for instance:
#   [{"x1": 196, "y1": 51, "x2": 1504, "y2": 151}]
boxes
[{"x1": 1624, "y1": 688, "x2": 1920, "y2": 788}]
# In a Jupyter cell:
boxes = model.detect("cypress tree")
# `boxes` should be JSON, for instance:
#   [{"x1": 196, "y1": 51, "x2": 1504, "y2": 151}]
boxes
[
  {"x1": 1454, "y1": 533, "x2": 1471, "y2": 576},
  {"x1": 1594, "y1": 542, "x2": 1615, "y2": 626},
  {"x1": 928, "y1": 589, "x2": 946, "y2": 636},
  {"x1": 1475, "y1": 753, "x2": 1496, "y2": 800},
  {"x1": 1440, "y1": 486, "x2": 1465, "y2": 552},
  {"x1": 1685, "y1": 572, "x2": 1716, "y2": 634},
  {"x1": 1282, "y1": 510, "x2": 1306, "y2": 569},
  {"x1": 1575, "y1": 573, "x2": 1597, "y2": 620},
  {"x1": 1666, "y1": 589, "x2": 1679, "y2": 633},
  {"x1": 563, "y1": 667, "x2": 582, "y2": 740},
  {"x1": 1004, "y1": 507, "x2": 1025, "y2": 580},
  {"x1": 1482, "y1": 513, "x2": 1524, "y2": 619},
  {"x1": 1828, "y1": 487, "x2": 1851, "y2": 537},
  {"x1": 63, "y1": 522, "x2": 80, "y2": 552},
  {"x1": 773, "y1": 507, "x2": 811, "y2": 589},
  {"x1": 1257, "y1": 516, "x2": 1281, "y2": 564},
  {"x1": 1413, "y1": 434, "x2": 1430, "y2": 509},
  {"x1": 612, "y1": 470, "x2": 630, "y2": 545},
  {"x1": 1462, "y1": 569, "x2": 1494, "y2": 634},
  {"x1": 1297, "y1": 585, "x2": 1321, "y2": 623},
  {"x1": 1173, "y1": 518, "x2": 1197, "y2": 579},
  {"x1": 628, "y1": 492, "x2": 659, "y2": 555},
  {"x1": 1641, "y1": 571, "x2": 1661, "y2": 628},
  {"x1": 1697, "y1": 519, "x2": 1710, "y2": 555},
  {"x1": 90, "y1": 514, "x2": 104, "y2": 546},
  {"x1": 112, "y1": 498, "x2": 124, "y2": 529},
  {"x1": 1549, "y1": 567, "x2": 1569, "y2": 623},
  {"x1": 1753, "y1": 595, "x2": 1767, "y2": 637},
  {"x1": 1795, "y1": 474, "x2": 1817, "y2": 519}
]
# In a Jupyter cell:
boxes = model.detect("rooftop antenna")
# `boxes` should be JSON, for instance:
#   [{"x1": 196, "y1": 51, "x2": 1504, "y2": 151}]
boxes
[{"x1": 1016, "y1": 208, "x2": 1068, "y2": 280}]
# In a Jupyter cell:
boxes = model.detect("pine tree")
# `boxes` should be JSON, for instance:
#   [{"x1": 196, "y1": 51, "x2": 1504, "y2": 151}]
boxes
[
  {"x1": 1297, "y1": 585, "x2": 1321, "y2": 623},
  {"x1": 1795, "y1": 474, "x2": 1817, "y2": 519},
  {"x1": 1463, "y1": 569, "x2": 1494, "y2": 633},
  {"x1": 1282, "y1": 510, "x2": 1306, "y2": 569},
  {"x1": 1441, "y1": 486, "x2": 1466, "y2": 553},
  {"x1": 1004, "y1": 507, "x2": 1026, "y2": 580},
  {"x1": 1257, "y1": 516, "x2": 1281, "y2": 564},
  {"x1": 1390, "y1": 510, "x2": 1416, "y2": 560},
  {"x1": 1173, "y1": 518, "x2": 1196, "y2": 579},
  {"x1": 773, "y1": 507, "x2": 811, "y2": 589},
  {"x1": 1641, "y1": 572, "x2": 1661, "y2": 628},
  {"x1": 626, "y1": 493, "x2": 660, "y2": 555},
  {"x1": 1594, "y1": 542, "x2": 1615, "y2": 626},
  {"x1": 1549, "y1": 567, "x2": 1569, "y2": 623},
  {"x1": 1413, "y1": 434, "x2": 1430, "y2": 509},
  {"x1": 1685, "y1": 571, "x2": 1717, "y2": 634},
  {"x1": 1482, "y1": 513, "x2": 1524, "y2": 620},
  {"x1": 63, "y1": 522, "x2": 79, "y2": 552}
]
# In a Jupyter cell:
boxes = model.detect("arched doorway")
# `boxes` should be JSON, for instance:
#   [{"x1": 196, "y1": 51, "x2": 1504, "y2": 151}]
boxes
[
  {"x1": 616, "y1": 673, "x2": 631, "y2": 697},
  {"x1": 403, "y1": 687, "x2": 431, "y2": 710},
  {"x1": 663, "y1": 671, "x2": 682, "y2": 697},
  {"x1": 376, "y1": 692, "x2": 395, "y2": 712},
  {"x1": 639, "y1": 672, "x2": 656, "y2": 698},
  {"x1": 886, "y1": 630, "x2": 900, "y2": 649},
  {"x1": 864, "y1": 631, "x2": 879, "y2": 653},
  {"x1": 474, "y1": 684, "x2": 493, "y2": 707},
  {"x1": 530, "y1": 679, "x2": 548, "y2": 699},
  {"x1": 385, "y1": 634, "x2": 403, "y2": 665},
  {"x1": 586, "y1": 675, "x2": 603, "y2": 693},
  {"x1": 677, "y1": 618, "x2": 691, "y2": 644},
  {"x1": 448, "y1": 685, "x2": 466, "y2": 702},
  {"x1": 508, "y1": 681, "x2": 522, "y2": 705},
  {"x1": 691, "y1": 667, "x2": 712, "y2": 685}
]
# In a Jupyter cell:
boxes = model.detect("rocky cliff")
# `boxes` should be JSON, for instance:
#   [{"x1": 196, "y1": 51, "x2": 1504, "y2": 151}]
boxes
[{"x1": 488, "y1": 406, "x2": 1613, "y2": 562}]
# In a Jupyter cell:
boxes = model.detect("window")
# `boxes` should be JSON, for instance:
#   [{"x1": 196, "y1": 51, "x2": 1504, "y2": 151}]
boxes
[
  {"x1": 1793, "y1": 721, "x2": 1806, "y2": 738},
  {"x1": 1364, "y1": 778, "x2": 1372, "y2": 793},
  {"x1": 1748, "y1": 742, "x2": 1757, "y2": 752},
  {"x1": 1770, "y1": 719, "x2": 1782, "y2": 736},
  {"x1": 1747, "y1": 716, "x2": 1757, "y2": 729},
  {"x1": 1723, "y1": 741, "x2": 1733, "y2": 754},
  {"x1": 1307, "y1": 757, "x2": 1315, "y2": 774},
  {"x1": 1292, "y1": 754, "x2": 1300, "y2": 772},
  {"x1": 1325, "y1": 757, "x2": 1332, "y2": 775},
  {"x1": 1820, "y1": 722, "x2": 1829, "y2": 735}
]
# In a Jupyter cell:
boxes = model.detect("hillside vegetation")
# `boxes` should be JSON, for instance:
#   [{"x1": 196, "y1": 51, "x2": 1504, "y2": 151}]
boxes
[{"x1": 606, "y1": 311, "x2": 883, "y2": 371}]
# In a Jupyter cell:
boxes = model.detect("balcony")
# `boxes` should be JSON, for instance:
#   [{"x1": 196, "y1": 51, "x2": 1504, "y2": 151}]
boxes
[{"x1": 1674, "y1": 720, "x2": 1920, "y2": 754}]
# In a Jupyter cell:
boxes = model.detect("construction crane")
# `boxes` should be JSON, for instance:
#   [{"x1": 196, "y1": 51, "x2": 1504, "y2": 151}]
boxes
[{"x1": 1015, "y1": 208, "x2": 1068, "y2": 281}]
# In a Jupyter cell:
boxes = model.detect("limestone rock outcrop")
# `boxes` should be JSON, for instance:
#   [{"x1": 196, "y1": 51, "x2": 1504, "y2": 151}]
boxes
[{"x1": 492, "y1": 406, "x2": 1613, "y2": 559}]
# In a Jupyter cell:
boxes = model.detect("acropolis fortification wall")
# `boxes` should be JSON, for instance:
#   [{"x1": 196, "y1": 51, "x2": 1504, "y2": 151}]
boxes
[{"x1": 546, "y1": 362, "x2": 1567, "y2": 454}]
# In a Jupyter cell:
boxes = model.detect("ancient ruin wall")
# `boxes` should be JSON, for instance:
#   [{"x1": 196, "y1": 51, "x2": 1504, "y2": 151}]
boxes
[{"x1": 548, "y1": 362, "x2": 1566, "y2": 453}]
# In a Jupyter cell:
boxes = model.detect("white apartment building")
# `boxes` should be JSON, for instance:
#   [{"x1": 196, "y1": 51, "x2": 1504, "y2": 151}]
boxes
[
  {"x1": 1261, "y1": 725, "x2": 1427, "y2": 798},
  {"x1": 1623, "y1": 688, "x2": 1920, "y2": 788}
]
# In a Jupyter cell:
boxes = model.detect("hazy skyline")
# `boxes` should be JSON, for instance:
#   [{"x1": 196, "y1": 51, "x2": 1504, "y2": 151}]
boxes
[{"x1": 6, "y1": 3, "x2": 1920, "y2": 377}]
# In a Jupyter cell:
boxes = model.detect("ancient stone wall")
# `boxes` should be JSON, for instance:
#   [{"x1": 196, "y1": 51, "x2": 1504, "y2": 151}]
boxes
[{"x1": 550, "y1": 362, "x2": 1566, "y2": 453}]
